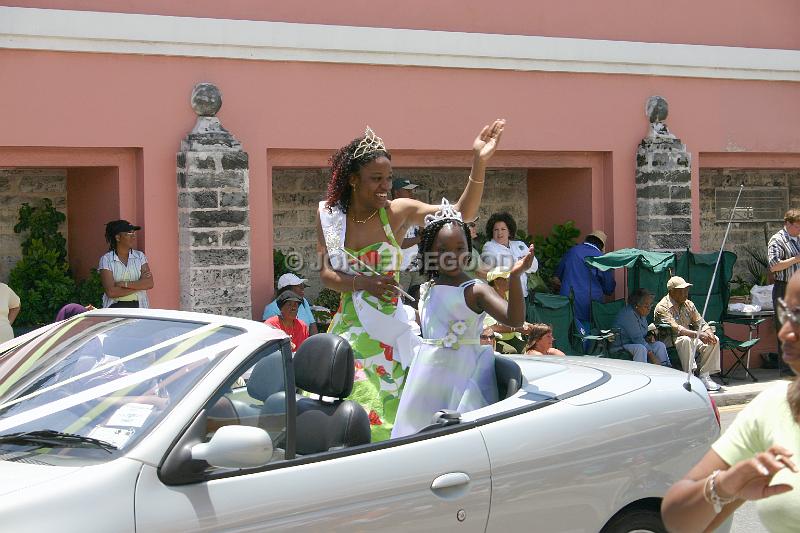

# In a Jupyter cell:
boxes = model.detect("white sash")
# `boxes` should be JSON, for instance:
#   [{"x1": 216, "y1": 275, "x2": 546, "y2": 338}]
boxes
[
  {"x1": 318, "y1": 201, "x2": 353, "y2": 275},
  {"x1": 352, "y1": 291, "x2": 421, "y2": 369},
  {"x1": 319, "y1": 201, "x2": 420, "y2": 368}
]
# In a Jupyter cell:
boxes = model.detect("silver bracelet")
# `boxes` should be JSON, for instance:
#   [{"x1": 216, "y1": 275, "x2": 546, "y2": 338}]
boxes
[{"x1": 704, "y1": 469, "x2": 735, "y2": 513}]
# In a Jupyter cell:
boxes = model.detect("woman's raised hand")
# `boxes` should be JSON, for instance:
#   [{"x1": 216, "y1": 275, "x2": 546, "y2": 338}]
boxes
[
  {"x1": 473, "y1": 119, "x2": 506, "y2": 163},
  {"x1": 357, "y1": 274, "x2": 401, "y2": 302},
  {"x1": 510, "y1": 244, "x2": 536, "y2": 277},
  {"x1": 717, "y1": 445, "x2": 798, "y2": 501}
]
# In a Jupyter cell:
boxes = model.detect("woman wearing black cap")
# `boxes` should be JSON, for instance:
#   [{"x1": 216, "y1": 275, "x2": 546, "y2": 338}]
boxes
[
  {"x1": 264, "y1": 290, "x2": 309, "y2": 351},
  {"x1": 99, "y1": 220, "x2": 154, "y2": 308}
]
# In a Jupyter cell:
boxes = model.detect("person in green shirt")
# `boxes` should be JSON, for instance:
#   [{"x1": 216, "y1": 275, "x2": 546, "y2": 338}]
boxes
[{"x1": 661, "y1": 271, "x2": 800, "y2": 533}]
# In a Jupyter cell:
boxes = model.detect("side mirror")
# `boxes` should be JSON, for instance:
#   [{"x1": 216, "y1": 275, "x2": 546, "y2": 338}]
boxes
[{"x1": 191, "y1": 425, "x2": 273, "y2": 468}]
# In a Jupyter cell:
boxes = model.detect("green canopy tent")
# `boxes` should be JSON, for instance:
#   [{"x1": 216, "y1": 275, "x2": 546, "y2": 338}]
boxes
[{"x1": 584, "y1": 248, "x2": 677, "y2": 305}]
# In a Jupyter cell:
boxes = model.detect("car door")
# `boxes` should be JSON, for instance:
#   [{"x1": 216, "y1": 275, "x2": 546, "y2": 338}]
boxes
[
  {"x1": 136, "y1": 428, "x2": 491, "y2": 532},
  {"x1": 134, "y1": 342, "x2": 492, "y2": 532}
]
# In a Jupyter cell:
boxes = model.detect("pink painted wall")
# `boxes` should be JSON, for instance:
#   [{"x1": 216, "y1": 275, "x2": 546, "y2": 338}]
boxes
[
  {"x1": 1, "y1": 47, "x2": 799, "y2": 315},
  {"x1": 66, "y1": 166, "x2": 121, "y2": 280},
  {"x1": 527, "y1": 168, "x2": 593, "y2": 238},
  {"x1": 6, "y1": 0, "x2": 799, "y2": 49}
]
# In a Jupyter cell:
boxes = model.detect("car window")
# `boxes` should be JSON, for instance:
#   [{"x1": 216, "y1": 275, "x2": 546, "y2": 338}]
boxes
[
  {"x1": 0, "y1": 316, "x2": 244, "y2": 466},
  {"x1": 201, "y1": 342, "x2": 291, "y2": 469}
]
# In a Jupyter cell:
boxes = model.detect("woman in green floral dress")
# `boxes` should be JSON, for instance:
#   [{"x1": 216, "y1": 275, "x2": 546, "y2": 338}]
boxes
[{"x1": 316, "y1": 120, "x2": 505, "y2": 441}]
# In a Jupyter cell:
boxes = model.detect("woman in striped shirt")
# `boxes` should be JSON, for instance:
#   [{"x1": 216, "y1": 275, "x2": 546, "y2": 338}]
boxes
[{"x1": 99, "y1": 220, "x2": 154, "y2": 308}]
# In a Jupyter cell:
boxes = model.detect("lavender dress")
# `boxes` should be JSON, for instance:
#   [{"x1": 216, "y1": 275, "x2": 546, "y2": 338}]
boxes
[{"x1": 392, "y1": 279, "x2": 498, "y2": 438}]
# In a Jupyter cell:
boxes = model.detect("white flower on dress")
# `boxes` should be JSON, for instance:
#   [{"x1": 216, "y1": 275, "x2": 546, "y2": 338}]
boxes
[
  {"x1": 451, "y1": 320, "x2": 468, "y2": 336},
  {"x1": 442, "y1": 333, "x2": 458, "y2": 349}
]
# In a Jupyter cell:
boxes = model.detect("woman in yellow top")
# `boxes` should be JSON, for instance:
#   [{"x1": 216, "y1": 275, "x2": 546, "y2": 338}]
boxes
[
  {"x1": 484, "y1": 267, "x2": 532, "y2": 353},
  {"x1": 661, "y1": 271, "x2": 800, "y2": 533},
  {"x1": 0, "y1": 283, "x2": 21, "y2": 343}
]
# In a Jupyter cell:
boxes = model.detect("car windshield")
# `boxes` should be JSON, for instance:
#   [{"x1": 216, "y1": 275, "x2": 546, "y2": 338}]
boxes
[{"x1": 0, "y1": 315, "x2": 244, "y2": 466}]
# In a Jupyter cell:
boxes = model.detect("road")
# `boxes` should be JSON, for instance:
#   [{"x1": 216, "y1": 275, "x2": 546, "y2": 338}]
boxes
[{"x1": 719, "y1": 404, "x2": 767, "y2": 533}]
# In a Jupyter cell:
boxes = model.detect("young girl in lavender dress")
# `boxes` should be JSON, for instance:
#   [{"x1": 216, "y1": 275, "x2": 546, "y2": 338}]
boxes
[{"x1": 392, "y1": 202, "x2": 534, "y2": 438}]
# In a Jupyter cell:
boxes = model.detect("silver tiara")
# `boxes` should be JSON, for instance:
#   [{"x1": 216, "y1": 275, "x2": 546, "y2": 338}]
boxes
[
  {"x1": 353, "y1": 126, "x2": 387, "y2": 159},
  {"x1": 424, "y1": 198, "x2": 463, "y2": 227}
]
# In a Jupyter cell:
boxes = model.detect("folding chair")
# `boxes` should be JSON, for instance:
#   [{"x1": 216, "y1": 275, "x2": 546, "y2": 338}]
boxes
[
  {"x1": 579, "y1": 299, "x2": 632, "y2": 359},
  {"x1": 527, "y1": 292, "x2": 583, "y2": 355},
  {"x1": 677, "y1": 250, "x2": 761, "y2": 383},
  {"x1": 717, "y1": 321, "x2": 761, "y2": 382}
]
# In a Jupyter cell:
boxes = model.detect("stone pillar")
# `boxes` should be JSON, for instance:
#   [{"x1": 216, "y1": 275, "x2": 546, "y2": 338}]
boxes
[
  {"x1": 177, "y1": 83, "x2": 252, "y2": 318},
  {"x1": 636, "y1": 96, "x2": 692, "y2": 252}
]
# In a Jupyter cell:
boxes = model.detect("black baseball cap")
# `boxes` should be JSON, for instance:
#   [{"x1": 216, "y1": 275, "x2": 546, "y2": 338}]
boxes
[
  {"x1": 276, "y1": 290, "x2": 303, "y2": 309},
  {"x1": 391, "y1": 178, "x2": 418, "y2": 191},
  {"x1": 106, "y1": 219, "x2": 141, "y2": 236}
]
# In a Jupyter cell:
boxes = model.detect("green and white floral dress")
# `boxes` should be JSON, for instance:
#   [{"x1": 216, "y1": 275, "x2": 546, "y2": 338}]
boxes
[{"x1": 324, "y1": 207, "x2": 406, "y2": 442}]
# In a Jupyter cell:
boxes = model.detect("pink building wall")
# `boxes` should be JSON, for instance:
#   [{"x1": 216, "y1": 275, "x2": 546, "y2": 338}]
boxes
[{"x1": 1, "y1": 2, "x2": 799, "y2": 316}]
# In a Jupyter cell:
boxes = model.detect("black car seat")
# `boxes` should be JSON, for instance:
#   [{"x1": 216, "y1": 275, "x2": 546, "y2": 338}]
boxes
[
  {"x1": 246, "y1": 351, "x2": 289, "y2": 436},
  {"x1": 494, "y1": 354, "x2": 522, "y2": 399},
  {"x1": 293, "y1": 334, "x2": 371, "y2": 454}
]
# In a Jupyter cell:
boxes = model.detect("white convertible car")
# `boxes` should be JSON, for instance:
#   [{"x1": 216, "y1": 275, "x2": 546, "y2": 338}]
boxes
[{"x1": 0, "y1": 309, "x2": 722, "y2": 533}]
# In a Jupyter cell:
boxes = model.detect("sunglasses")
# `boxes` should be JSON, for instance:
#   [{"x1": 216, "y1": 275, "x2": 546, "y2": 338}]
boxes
[
  {"x1": 777, "y1": 298, "x2": 800, "y2": 327},
  {"x1": 479, "y1": 334, "x2": 495, "y2": 341},
  {"x1": 466, "y1": 223, "x2": 477, "y2": 229}
]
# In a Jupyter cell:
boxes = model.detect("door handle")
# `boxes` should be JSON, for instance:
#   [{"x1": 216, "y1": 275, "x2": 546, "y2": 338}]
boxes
[{"x1": 431, "y1": 472, "x2": 471, "y2": 491}]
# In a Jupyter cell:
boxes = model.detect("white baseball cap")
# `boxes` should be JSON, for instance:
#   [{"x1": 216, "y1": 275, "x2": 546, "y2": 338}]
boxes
[{"x1": 277, "y1": 273, "x2": 308, "y2": 290}]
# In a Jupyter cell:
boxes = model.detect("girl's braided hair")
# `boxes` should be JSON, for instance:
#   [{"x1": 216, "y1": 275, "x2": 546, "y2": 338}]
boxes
[
  {"x1": 416, "y1": 218, "x2": 473, "y2": 280},
  {"x1": 325, "y1": 136, "x2": 391, "y2": 213}
]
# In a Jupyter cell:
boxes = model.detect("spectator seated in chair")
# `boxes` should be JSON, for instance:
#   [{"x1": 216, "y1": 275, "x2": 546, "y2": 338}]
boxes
[
  {"x1": 613, "y1": 288, "x2": 671, "y2": 366},
  {"x1": 654, "y1": 276, "x2": 721, "y2": 392},
  {"x1": 264, "y1": 291, "x2": 310, "y2": 352},
  {"x1": 524, "y1": 323, "x2": 566, "y2": 356}
]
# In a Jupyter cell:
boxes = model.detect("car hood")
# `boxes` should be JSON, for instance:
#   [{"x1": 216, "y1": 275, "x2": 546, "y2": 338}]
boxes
[
  {"x1": 514, "y1": 355, "x2": 652, "y2": 405},
  {"x1": 0, "y1": 459, "x2": 83, "y2": 497}
]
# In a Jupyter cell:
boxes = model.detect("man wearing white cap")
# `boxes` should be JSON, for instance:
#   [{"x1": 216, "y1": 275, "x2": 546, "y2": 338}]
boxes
[
  {"x1": 262, "y1": 273, "x2": 318, "y2": 335},
  {"x1": 654, "y1": 276, "x2": 721, "y2": 391}
]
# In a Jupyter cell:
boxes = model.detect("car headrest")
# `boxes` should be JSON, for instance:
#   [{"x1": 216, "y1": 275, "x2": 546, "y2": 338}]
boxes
[
  {"x1": 294, "y1": 334, "x2": 354, "y2": 398},
  {"x1": 247, "y1": 351, "x2": 285, "y2": 401}
]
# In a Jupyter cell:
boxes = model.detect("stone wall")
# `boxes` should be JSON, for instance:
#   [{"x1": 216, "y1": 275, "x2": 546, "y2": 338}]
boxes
[
  {"x1": 700, "y1": 168, "x2": 800, "y2": 282},
  {"x1": 635, "y1": 137, "x2": 692, "y2": 251},
  {"x1": 271, "y1": 167, "x2": 529, "y2": 302},
  {"x1": 0, "y1": 169, "x2": 68, "y2": 282}
]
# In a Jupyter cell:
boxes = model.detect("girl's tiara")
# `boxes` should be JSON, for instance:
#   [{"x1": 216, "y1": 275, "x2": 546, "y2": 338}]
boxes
[
  {"x1": 424, "y1": 198, "x2": 463, "y2": 227},
  {"x1": 353, "y1": 126, "x2": 387, "y2": 159}
]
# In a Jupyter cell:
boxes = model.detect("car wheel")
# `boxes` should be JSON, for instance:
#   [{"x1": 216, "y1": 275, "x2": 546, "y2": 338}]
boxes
[{"x1": 601, "y1": 508, "x2": 666, "y2": 533}]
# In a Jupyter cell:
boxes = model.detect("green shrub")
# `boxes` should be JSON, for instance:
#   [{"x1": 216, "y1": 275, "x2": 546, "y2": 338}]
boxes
[
  {"x1": 313, "y1": 288, "x2": 340, "y2": 318},
  {"x1": 533, "y1": 221, "x2": 581, "y2": 292},
  {"x1": 75, "y1": 268, "x2": 104, "y2": 309},
  {"x1": 273, "y1": 249, "x2": 296, "y2": 285},
  {"x1": 8, "y1": 199, "x2": 104, "y2": 326}
]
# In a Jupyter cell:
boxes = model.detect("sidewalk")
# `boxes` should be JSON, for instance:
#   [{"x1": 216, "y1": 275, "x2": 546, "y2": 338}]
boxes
[{"x1": 711, "y1": 368, "x2": 795, "y2": 407}]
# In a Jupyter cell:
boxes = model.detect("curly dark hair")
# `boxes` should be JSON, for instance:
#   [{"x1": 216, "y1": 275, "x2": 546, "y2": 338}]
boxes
[
  {"x1": 417, "y1": 218, "x2": 473, "y2": 280},
  {"x1": 485, "y1": 211, "x2": 517, "y2": 240},
  {"x1": 324, "y1": 135, "x2": 391, "y2": 213}
]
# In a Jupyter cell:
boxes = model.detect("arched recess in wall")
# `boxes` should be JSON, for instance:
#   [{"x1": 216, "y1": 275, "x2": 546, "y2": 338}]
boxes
[
  {"x1": 265, "y1": 148, "x2": 614, "y2": 303},
  {"x1": 0, "y1": 147, "x2": 140, "y2": 282}
]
